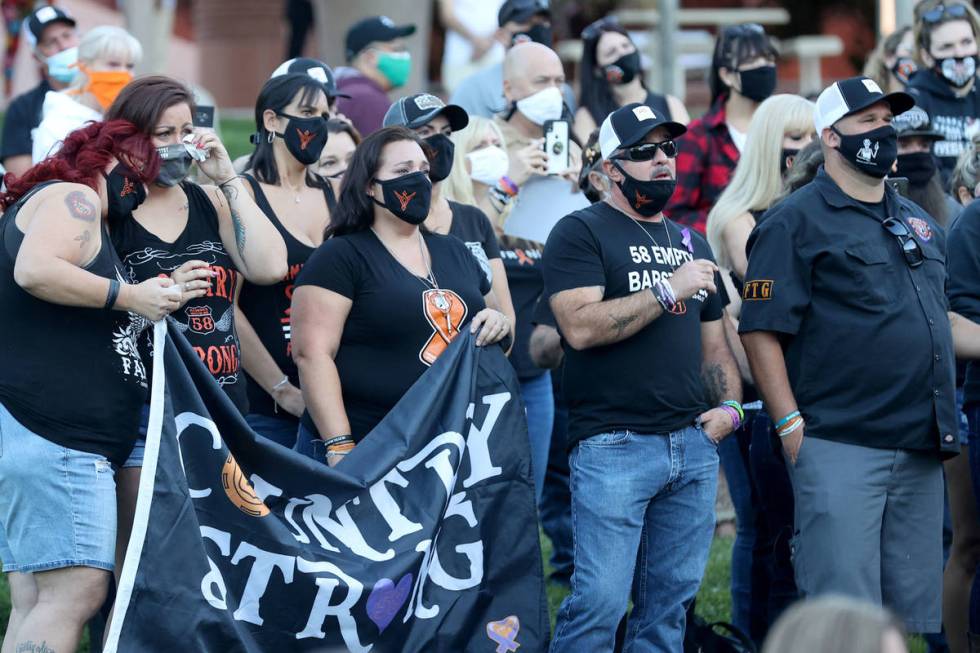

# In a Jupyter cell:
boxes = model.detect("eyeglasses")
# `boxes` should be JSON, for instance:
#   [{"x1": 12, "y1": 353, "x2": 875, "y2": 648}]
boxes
[
  {"x1": 581, "y1": 16, "x2": 620, "y2": 41},
  {"x1": 881, "y1": 217, "x2": 924, "y2": 268},
  {"x1": 922, "y1": 3, "x2": 968, "y2": 24},
  {"x1": 613, "y1": 140, "x2": 678, "y2": 161}
]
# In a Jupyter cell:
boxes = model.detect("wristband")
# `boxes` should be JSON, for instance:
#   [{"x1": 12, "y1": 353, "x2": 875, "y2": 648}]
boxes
[
  {"x1": 719, "y1": 404, "x2": 741, "y2": 431},
  {"x1": 651, "y1": 279, "x2": 676, "y2": 312},
  {"x1": 722, "y1": 400, "x2": 744, "y2": 423},
  {"x1": 774, "y1": 410, "x2": 801, "y2": 430},
  {"x1": 271, "y1": 376, "x2": 290, "y2": 392},
  {"x1": 217, "y1": 175, "x2": 240, "y2": 189},
  {"x1": 777, "y1": 418, "x2": 804, "y2": 438},
  {"x1": 104, "y1": 279, "x2": 121, "y2": 310},
  {"x1": 496, "y1": 176, "x2": 519, "y2": 197},
  {"x1": 322, "y1": 435, "x2": 354, "y2": 448}
]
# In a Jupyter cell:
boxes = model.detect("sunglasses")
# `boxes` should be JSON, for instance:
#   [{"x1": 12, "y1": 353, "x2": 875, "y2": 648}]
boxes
[
  {"x1": 922, "y1": 3, "x2": 968, "y2": 23},
  {"x1": 881, "y1": 217, "x2": 924, "y2": 268},
  {"x1": 613, "y1": 140, "x2": 678, "y2": 161},
  {"x1": 582, "y1": 16, "x2": 620, "y2": 41}
]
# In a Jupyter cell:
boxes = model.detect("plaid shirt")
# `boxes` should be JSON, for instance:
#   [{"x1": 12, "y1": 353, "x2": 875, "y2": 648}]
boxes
[{"x1": 665, "y1": 97, "x2": 740, "y2": 235}]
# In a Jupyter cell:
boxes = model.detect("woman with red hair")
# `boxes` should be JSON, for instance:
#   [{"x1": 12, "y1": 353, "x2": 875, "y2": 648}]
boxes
[{"x1": 0, "y1": 119, "x2": 178, "y2": 653}]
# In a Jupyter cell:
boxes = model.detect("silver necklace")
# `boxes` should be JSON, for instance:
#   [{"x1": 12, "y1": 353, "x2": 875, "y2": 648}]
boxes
[
  {"x1": 627, "y1": 215, "x2": 676, "y2": 268},
  {"x1": 371, "y1": 228, "x2": 454, "y2": 332}
]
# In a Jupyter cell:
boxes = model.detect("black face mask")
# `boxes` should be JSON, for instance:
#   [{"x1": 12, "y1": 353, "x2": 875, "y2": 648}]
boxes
[
  {"x1": 933, "y1": 54, "x2": 978, "y2": 88},
  {"x1": 155, "y1": 144, "x2": 193, "y2": 187},
  {"x1": 896, "y1": 151, "x2": 937, "y2": 186},
  {"x1": 737, "y1": 66, "x2": 777, "y2": 102},
  {"x1": 602, "y1": 51, "x2": 641, "y2": 85},
  {"x1": 275, "y1": 113, "x2": 329, "y2": 165},
  {"x1": 891, "y1": 57, "x2": 918, "y2": 85},
  {"x1": 371, "y1": 171, "x2": 432, "y2": 224},
  {"x1": 612, "y1": 162, "x2": 676, "y2": 217},
  {"x1": 832, "y1": 124, "x2": 898, "y2": 179},
  {"x1": 780, "y1": 148, "x2": 800, "y2": 176},
  {"x1": 512, "y1": 24, "x2": 552, "y2": 47},
  {"x1": 104, "y1": 163, "x2": 147, "y2": 216},
  {"x1": 424, "y1": 133, "x2": 455, "y2": 183}
]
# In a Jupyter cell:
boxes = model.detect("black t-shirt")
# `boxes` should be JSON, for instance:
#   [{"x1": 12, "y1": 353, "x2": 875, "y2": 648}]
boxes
[
  {"x1": 113, "y1": 182, "x2": 249, "y2": 414},
  {"x1": 907, "y1": 69, "x2": 980, "y2": 185},
  {"x1": 947, "y1": 200, "x2": 980, "y2": 407},
  {"x1": 0, "y1": 183, "x2": 148, "y2": 465},
  {"x1": 542, "y1": 201, "x2": 724, "y2": 446},
  {"x1": 500, "y1": 236, "x2": 546, "y2": 379},
  {"x1": 238, "y1": 174, "x2": 327, "y2": 420},
  {"x1": 739, "y1": 167, "x2": 957, "y2": 455},
  {"x1": 296, "y1": 229, "x2": 491, "y2": 441},
  {"x1": 448, "y1": 200, "x2": 500, "y2": 286},
  {"x1": 0, "y1": 81, "x2": 49, "y2": 160}
]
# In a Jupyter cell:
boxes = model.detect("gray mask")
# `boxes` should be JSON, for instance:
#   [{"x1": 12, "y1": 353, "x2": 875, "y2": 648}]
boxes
[{"x1": 156, "y1": 144, "x2": 194, "y2": 187}]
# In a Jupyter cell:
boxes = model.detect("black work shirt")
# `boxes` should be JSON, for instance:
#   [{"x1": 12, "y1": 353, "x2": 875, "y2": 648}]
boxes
[
  {"x1": 543, "y1": 201, "x2": 724, "y2": 448},
  {"x1": 946, "y1": 200, "x2": 980, "y2": 408},
  {"x1": 739, "y1": 167, "x2": 957, "y2": 456},
  {"x1": 0, "y1": 80, "x2": 49, "y2": 161}
]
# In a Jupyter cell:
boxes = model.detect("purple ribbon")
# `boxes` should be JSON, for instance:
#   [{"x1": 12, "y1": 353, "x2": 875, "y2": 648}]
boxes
[{"x1": 681, "y1": 227, "x2": 693, "y2": 254}]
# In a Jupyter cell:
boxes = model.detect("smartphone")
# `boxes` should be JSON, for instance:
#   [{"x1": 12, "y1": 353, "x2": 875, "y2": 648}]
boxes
[
  {"x1": 886, "y1": 176, "x2": 910, "y2": 197},
  {"x1": 193, "y1": 105, "x2": 215, "y2": 129},
  {"x1": 543, "y1": 120, "x2": 570, "y2": 175}
]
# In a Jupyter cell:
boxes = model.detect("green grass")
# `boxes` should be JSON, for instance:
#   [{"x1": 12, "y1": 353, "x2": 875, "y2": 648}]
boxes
[{"x1": 219, "y1": 117, "x2": 256, "y2": 162}]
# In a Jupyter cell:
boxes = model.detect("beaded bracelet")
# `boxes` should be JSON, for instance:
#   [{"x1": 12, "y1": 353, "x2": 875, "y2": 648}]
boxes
[
  {"x1": 722, "y1": 400, "x2": 744, "y2": 423},
  {"x1": 774, "y1": 410, "x2": 801, "y2": 430}
]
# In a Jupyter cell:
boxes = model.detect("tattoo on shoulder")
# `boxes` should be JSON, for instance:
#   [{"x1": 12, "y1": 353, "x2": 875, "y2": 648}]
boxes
[
  {"x1": 15, "y1": 641, "x2": 56, "y2": 653},
  {"x1": 702, "y1": 362, "x2": 729, "y2": 405},
  {"x1": 64, "y1": 190, "x2": 96, "y2": 222},
  {"x1": 74, "y1": 230, "x2": 91, "y2": 248},
  {"x1": 609, "y1": 312, "x2": 638, "y2": 338}
]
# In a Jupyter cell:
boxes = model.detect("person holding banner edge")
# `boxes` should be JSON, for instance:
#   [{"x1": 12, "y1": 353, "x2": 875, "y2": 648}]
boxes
[{"x1": 292, "y1": 126, "x2": 511, "y2": 466}]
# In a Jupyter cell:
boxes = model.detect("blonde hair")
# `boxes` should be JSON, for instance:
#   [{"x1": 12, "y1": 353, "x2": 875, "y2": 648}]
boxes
[
  {"x1": 73, "y1": 26, "x2": 142, "y2": 90},
  {"x1": 762, "y1": 596, "x2": 905, "y2": 653},
  {"x1": 951, "y1": 131, "x2": 980, "y2": 195},
  {"x1": 915, "y1": 0, "x2": 980, "y2": 61},
  {"x1": 442, "y1": 116, "x2": 507, "y2": 224},
  {"x1": 706, "y1": 94, "x2": 814, "y2": 268}
]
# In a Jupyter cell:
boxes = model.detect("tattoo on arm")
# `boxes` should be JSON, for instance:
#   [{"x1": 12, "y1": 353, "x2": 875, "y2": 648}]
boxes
[
  {"x1": 74, "y1": 230, "x2": 91, "y2": 248},
  {"x1": 64, "y1": 190, "x2": 96, "y2": 222},
  {"x1": 15, "y1": 641, "x2": 56, "y2": 653},
  {"x1": 220, "y1": 182, "x2": 246, "y2": 260},
  {"x1": 702, "y1": 362, "x2": 729, "y2": 405},
  {"x1": 609, "y1": 312, "x2": 638, "y2": 338}
]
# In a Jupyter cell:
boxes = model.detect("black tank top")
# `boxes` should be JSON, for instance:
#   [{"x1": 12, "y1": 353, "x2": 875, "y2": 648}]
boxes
[
  {"x1": 238, "y1": 174, "x2": 327, "y2": 419},
  {"x1": 0, "y1": 182, "x2": 149, "y2": 465},
  {"x1": 644, "y1": 91, "x2": 672, "y2": 121},
  {"x1": 112, "y1": 182, "x2": 248, "y2": 414}
]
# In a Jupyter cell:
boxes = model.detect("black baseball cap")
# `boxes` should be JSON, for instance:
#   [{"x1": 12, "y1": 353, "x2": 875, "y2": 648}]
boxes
[
  {"x1": 893, "y1": 105, "x2": 944, "y2": 141},
  {"x1": 345, "y1": 16, "x2": 416, "y2": 61},
  {"x1": 814, "y1": 75, "x2": 915, "y2": 133},
  {"x1": 498, "y1": 0, "x2": 550, "y2": 27},
  {"x1": 598, "y1": 102, "x2": 686, "y2": 160},
  {"x1": 383, "y1": 93, "x2": 469, "y2": 131},
  {"x1": 271, "y1": 57, "x2": 351, "y2": 99},
  {"x1": 24, "y1": 5, "x2": 76, "y2": 48}
]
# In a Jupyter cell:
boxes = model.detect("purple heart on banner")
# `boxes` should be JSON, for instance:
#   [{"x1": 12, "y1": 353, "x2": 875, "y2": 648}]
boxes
[{"x1": 366, "y1": 573, "x2": 413, "y2": 633}]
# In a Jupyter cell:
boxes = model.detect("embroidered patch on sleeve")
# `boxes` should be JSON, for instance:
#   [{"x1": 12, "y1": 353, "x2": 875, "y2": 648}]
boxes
[{"x1": 743, "y1": 280, "x2": 774, "y2": 301}]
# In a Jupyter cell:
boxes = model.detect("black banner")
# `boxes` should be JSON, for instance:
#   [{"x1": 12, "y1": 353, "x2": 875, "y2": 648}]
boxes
[{"x1": 104, "y1": 322, "x2": 548, "y2": 652}]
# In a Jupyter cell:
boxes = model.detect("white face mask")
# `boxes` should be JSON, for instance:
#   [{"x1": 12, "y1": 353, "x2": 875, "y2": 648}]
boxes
[
  {"x1": 466, "y1": 145, "x2": 510, "y2": 186},
  {"x1": 515, "y1": 86, "x2": 564, "y2": 125}
]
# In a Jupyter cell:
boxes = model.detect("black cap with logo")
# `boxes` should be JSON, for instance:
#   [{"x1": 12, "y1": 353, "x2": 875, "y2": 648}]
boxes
[
  {"x1": 383, "y1": 93, "x2": 469, "y2": 132},
  {"x1": 345, "y1": 16, "x2": 416, "y2": 61},
  {"x1": 24, "y1": 5, "x2": 76, "y2": 48},
  {"x1": 498, "y1": 0, "x2": 550, "y2": 27},
  {"x1": 271, "y1": 57, "x2": 351, "y2": 99},
  {"x1": 598, "y1": 102, "x2": 687, "y2": 160}
]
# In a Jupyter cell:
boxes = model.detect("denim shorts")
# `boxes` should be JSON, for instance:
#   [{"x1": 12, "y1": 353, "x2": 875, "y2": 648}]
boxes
[
  {"x1": 121, "y1": 403, "x2": 152, "y2": 469},
  {"x1": 0, "y1": 401, "x2": 117, "y2": 573}
]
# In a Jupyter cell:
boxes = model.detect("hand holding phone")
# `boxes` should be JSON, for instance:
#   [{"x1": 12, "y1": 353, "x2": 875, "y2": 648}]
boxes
[{"x1": 543, "y1": 120, "x2": 570, "y2": 176}]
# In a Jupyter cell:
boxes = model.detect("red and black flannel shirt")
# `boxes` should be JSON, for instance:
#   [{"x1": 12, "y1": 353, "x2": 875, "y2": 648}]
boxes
[{"x1": 665, "y1": 97, "x2": 740, "y2": 235}]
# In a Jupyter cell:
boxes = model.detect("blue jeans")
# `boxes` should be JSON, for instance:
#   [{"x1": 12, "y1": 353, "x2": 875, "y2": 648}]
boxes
[
  {"x1": 520, "y1": 372, "x2": 554, "y2": 503},
  {"x1": 551, "y1": 425, "x2": 719, "y2": 652},
  {"x1": 966, "y1": 406, "x2": 980, "y2": 634},
  {"x1": 246, "y1": 413, "x2": 300, "y2": 449},
  {"x1": 293, "y1": 422, "x2": 326, "y2": 464}
]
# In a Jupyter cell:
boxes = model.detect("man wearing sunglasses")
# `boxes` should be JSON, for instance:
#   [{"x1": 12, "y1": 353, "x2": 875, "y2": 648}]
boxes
[
  {"x1": 907, "y1": 0, "x2": 980, "y2": 183},
  {"x1": 543, "y1": 103, "x2": 741, "y2": 651},
  {"x1": 740, "y1": 76, "x2": 957, "y2": 636}
]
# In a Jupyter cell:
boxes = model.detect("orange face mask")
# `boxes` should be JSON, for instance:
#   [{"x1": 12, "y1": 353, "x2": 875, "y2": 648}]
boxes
[{"x1": 78, "y1": 65, "x2": 133, "y2": 110}]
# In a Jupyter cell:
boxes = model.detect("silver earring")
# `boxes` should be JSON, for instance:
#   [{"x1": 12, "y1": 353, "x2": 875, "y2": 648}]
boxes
[{"x1": 267, "y1": 131, "x2": 274, "y2": 144}]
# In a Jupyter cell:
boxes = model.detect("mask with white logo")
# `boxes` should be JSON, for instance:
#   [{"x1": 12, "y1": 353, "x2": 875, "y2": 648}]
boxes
[
  {"x1": 935, "y1": 55, "x2": 977, "y2": 88},
  {"x1": 466, "y1": 146, "x2": 510, "y2": 186},
  {"x1": 515, "y1": 86, "x2": 564, "y2": 125},
  {"x1": 831, "y1": 124, "x2": 898, "y2": 178}
]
